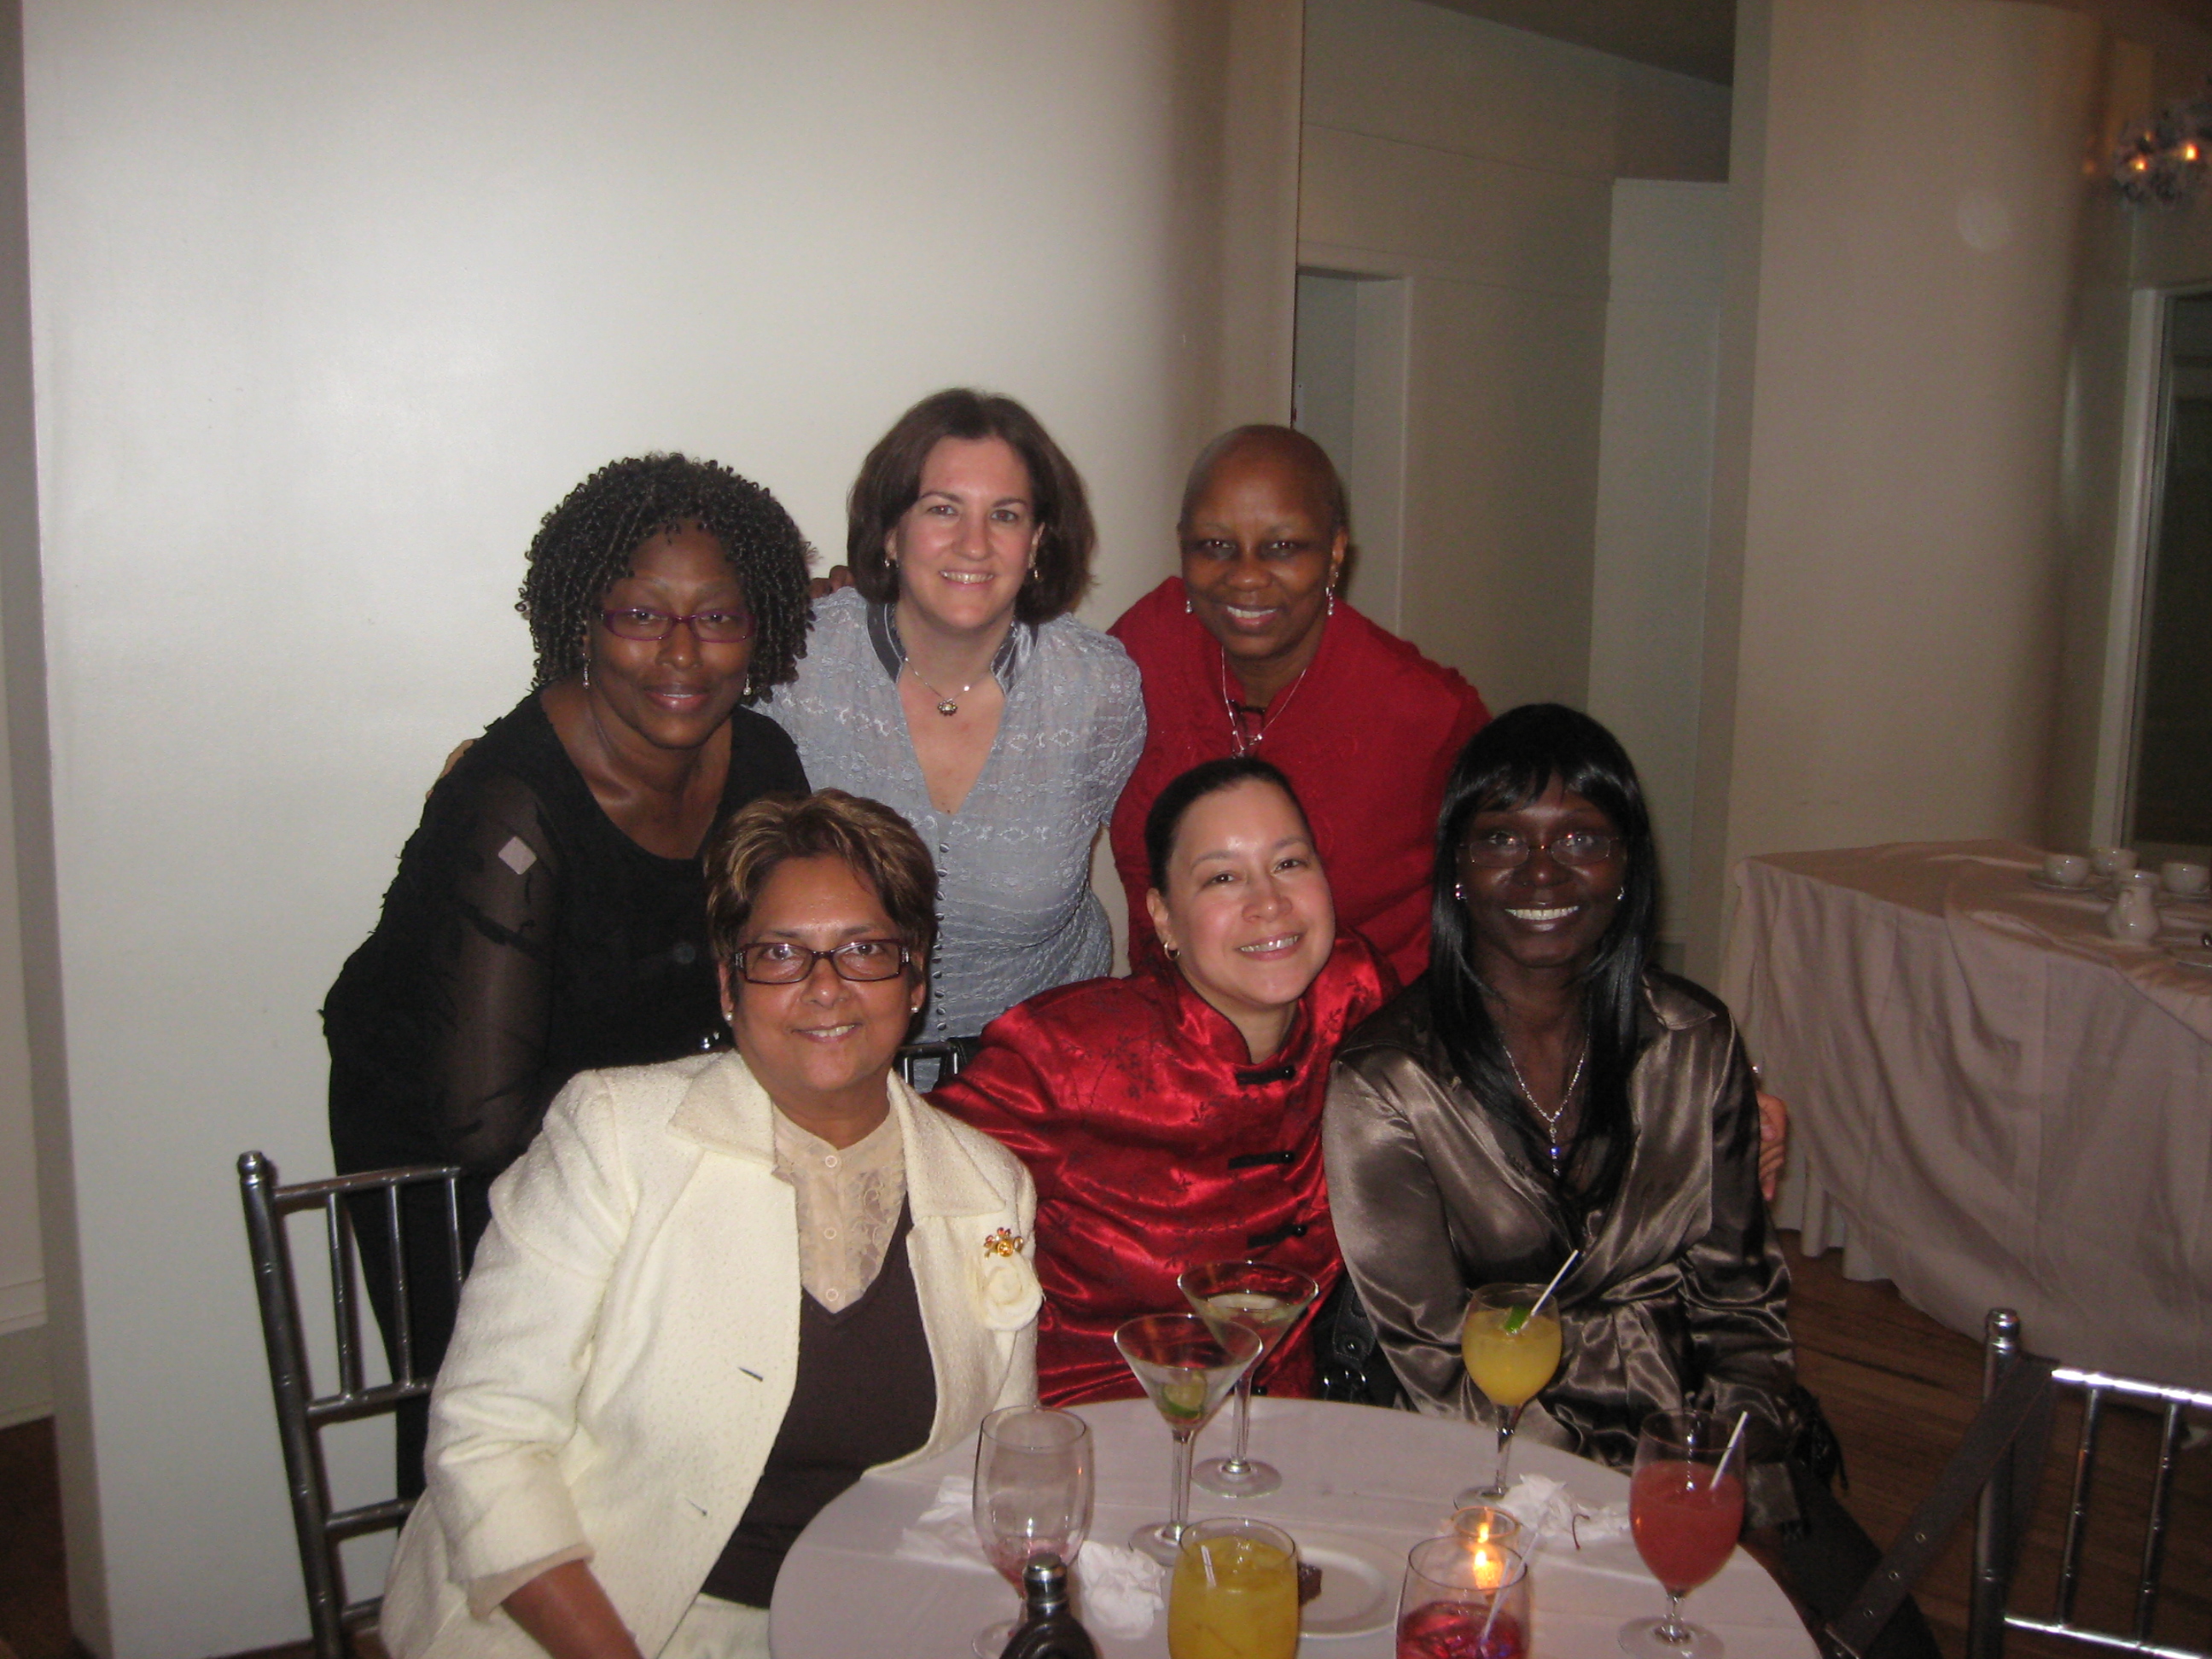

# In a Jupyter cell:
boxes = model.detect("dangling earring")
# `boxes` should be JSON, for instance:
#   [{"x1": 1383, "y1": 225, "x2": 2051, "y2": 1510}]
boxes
[
  {"x1": 582, "y1": 656, "x2": 592, "y2": 690},
  {"x1": 1453, "y1": 881, "x2": 1464, "y2": 901},
  {"x1": 1325, "y1": 585, "x2": 1336, "y2": 618},
  {"x1": 1184, "y1": 594, "x2": 1194, "y2": 614}
]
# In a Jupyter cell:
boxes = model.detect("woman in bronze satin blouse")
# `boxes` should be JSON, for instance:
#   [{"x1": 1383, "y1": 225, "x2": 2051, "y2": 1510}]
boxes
[
  {"x1": 1324, "y1": 705, "x2": 1938, "y2": 1657},
  {"x1": 1323, "y1": 702, "x2": 1791, "y2": 1459}
]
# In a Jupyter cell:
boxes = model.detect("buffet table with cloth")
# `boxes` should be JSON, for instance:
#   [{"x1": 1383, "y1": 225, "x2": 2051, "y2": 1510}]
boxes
[
  {"x1": 771, "y1": 1396, "x2": 1814, "y2": 1657},
  {"x1": 1723, "y1": 840, "x2": 2211, "y2": 1386}
]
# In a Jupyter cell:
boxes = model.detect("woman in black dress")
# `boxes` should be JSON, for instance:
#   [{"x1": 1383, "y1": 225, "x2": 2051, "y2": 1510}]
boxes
[{"x1": 324, "y1": 453, "x2": 812, "y2": 1493}]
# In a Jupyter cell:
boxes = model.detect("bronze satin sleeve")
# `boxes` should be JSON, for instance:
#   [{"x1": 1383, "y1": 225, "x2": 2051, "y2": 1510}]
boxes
[{"x1": 1322, "y1": 973, "x2": 1796, "y2": 1474}]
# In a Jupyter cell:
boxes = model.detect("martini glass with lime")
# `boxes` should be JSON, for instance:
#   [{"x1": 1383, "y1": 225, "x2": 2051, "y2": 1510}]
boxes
[
  {"x1": 1178, "y1": 1260, "x2": 1319, "y2": 1499},
  {"x1": 1456, "y1": 1282, "x2": 1563, "y2": 1506},
  {"x1": 1114, "y1": 1312, "x2": 1262, "y2": 1564}
]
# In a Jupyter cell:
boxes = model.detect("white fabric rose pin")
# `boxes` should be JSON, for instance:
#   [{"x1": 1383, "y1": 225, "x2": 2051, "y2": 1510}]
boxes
[{"x1": 975, "y1": 1226, "x2": 1042, "y2": 1330}]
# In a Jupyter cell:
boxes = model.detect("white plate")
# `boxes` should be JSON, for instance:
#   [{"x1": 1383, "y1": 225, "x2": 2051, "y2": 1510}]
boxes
[
  {"x1": 1289, "y1": 1529, "x2": 1400, "y2": 1638},
  {"x1": 2028, "y1": 873, "x2": 2101, "y2": 894}
]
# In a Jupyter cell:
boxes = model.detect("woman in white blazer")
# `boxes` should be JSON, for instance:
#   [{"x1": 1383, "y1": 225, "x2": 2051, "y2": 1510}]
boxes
[{"x1": 381, "y1": 790, "x2": 1042, "y2": 1659}]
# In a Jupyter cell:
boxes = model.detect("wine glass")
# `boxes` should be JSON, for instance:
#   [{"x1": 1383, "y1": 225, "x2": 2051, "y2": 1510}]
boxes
[
  {"x1": 1395, "y1": 1534, "x2": 1531, "y2": 1659},
  {"x1": 1178, "y1": 1260, "x2": 1319, "y2": 1498},
  {"x1": 971, "y1": 1406, "x2": 1094, "y2": 1659},
  {"x1": 1454, "y1": 1282, "x2": 1563, "y2": 1506},
  {"x1": 1618, "y1": 1409, "x2": 1744, "y2": 1659},
  {"x1": 1167, "y1": 1516, "x2": 1301, "y2": 1659},
  {"x1": 1113, "y1": 1311, "x2": 1260, "y2": 1564}
]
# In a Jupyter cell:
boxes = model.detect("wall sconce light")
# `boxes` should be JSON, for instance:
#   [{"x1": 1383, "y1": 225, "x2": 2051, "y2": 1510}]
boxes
[{"x1": 2112, "y1": 86, "x2": 2212, "y2": 206}]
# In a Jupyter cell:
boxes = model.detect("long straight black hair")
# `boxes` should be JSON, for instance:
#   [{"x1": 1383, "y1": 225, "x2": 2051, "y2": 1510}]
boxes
[{"x1": 1426, "y1": 704, "x2": 1658, "y2": 1226}]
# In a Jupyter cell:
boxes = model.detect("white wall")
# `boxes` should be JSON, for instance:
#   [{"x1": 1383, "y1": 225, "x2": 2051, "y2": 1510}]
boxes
[
  {"x1": 1686, "y1": 0, "x2": 2104, "y2": 981},
  {"x1": 1589, "y1": 182, "x2": 1728, "y2": 953},
  {"x1": 0, "y1": 0, "x2": 43, "y2": 1433},
  {"x1": 20, "y1": 3, "x2": 1296, "y2": 1652},
  {"x1": 1296, "y1": 0, "x2": 1729, "y2": 713}
]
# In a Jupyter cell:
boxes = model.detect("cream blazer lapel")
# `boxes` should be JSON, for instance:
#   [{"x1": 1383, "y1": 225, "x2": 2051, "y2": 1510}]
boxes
[{"x1": 889, "y1": 1076, "x2": 1045, "y2": 1460}]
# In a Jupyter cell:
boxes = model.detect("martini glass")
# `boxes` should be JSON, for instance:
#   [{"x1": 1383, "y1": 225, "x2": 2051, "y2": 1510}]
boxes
[
  {"x1": 1455, "y1": 1282, "x2": 1563, "y2": 1506},
  {"x1": 1179, "y1": 1260, "x2": 1319, "y2": 1498},
  {"x1": 1114, "y1": 1311, "x2": 1261, "y2": 1564}
]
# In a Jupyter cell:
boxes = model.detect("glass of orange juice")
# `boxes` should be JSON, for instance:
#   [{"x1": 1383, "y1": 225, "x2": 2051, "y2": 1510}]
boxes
[
  {"x1": 1167, "y1": 1516, "x2": 1301, "y2": 1659},
  {"x1": 1456, "y1": 1283, "x2": 1563, "y2": 1506}
]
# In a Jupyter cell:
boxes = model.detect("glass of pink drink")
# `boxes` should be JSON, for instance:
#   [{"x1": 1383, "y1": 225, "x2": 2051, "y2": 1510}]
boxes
[
  {"x1": 1619, "y1": 1410, "x2": 1745, "y2": 1659},
  {"x1": 1395, "y1": 1535, "x2": 1530, "y2": 1659}
]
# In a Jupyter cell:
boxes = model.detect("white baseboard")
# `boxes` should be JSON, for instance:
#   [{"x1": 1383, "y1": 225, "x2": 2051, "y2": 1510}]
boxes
[{"x1": 0, "y1": 1321, "x2": 49, "y2": 1428}]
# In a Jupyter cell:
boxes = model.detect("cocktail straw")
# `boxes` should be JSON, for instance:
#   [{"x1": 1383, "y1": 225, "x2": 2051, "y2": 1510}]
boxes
[
  {"x1": 1713, "y1": 1410, "x2": 1751, "y2": 1485},
  {"x1": 1528, "y1": 1249, "x2": 1581, "y2": 1318}
]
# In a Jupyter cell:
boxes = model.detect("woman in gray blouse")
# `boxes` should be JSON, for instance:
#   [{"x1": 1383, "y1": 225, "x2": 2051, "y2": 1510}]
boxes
[{"x1": 764, "y1": 389, "x2": 1144, "y2": 1062}]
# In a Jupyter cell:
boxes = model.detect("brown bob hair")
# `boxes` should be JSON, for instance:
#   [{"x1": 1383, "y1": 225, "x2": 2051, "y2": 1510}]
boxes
[
  {"x1": 844, "y1": 388, "x2": 1095, "y2": 624},
  {"x1": 704, "y1": 791, "x2": 937, "y2": 976}
]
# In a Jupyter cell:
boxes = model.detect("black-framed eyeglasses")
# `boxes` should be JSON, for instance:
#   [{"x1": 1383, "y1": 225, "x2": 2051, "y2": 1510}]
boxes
[
  {"x1": 1460, "y1": 829, "x2": 1621, "y2": 870},
  {"x1": 731, "y1": 938, "x2": 911, "y2": 985},
  {"x1": 599, "y1": 606, "x2": 755, "y2": 643}
]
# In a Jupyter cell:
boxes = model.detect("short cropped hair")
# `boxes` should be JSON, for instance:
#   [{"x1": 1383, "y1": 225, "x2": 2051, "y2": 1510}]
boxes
[
  {"x1": 1178, "y1": 425, "x2": 1350, "y2": 539},
  {"x1": 516, "y1": 452, "x2": 813, "y2": 693},
  {"x1": 1143, "y1": 755, "x2": 1313, "y2": 894},
  {"x1": 704, "y1": 791, "x2": 937, "y2": 975},
  {"x1": 845, "y1": 388, "x2": 1094, "y2": 623}
]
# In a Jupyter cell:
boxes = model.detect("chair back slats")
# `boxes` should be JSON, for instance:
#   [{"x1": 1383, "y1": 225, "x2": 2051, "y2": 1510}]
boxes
[
  {"x1": 2131, "y1": 1400, "x2": 2186, "y2": 1640},
  {"x1": 238, "y1": 1150, "x2": 465, "y2": 1659},
  {"x1": 1970, "y1": 1313, "x2": 2212, "y2": 1659},
  {"x1": 326, "y1": 1193, "x2": 363, "y2": 1400},
  {"x1": 2053, "y1": 1385, "x2": 2104, "y2": 1622},
  {"x1": 895, "y1": 1040, "x2": 967, "y2": 1086}
]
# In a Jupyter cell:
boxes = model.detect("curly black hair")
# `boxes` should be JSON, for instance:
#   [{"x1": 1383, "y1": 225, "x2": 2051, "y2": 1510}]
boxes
[{"x1": 515, "y1": 453, "x2": 814, "y2": 694}]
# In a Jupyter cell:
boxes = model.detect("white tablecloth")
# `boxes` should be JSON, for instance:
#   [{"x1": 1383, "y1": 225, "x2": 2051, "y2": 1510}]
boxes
[
  {"x1": 771, "y1": 1396, "x2": 1814, "y2": 1658},
  {"x1": 1724, "y1": 840, "x2": 2212, "y2": 1387}
]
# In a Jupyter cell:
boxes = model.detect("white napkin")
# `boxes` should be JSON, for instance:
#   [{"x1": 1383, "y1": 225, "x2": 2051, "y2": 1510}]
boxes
[
  {"x1": 1495, "y1": 1472, "x2": 1629, "y2": 1549},
  {"x1": 894, "y1": 1474, "x2": 1164, "y2": 1639}
]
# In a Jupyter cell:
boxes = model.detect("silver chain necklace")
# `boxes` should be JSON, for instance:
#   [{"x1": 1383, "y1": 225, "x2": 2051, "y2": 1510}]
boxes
[
  {"x1": 903, "y1": 656, "x2": 980, "y2": 717},
  {"x1": 1502, "y1": 1036, "x2": 1588, "y2": 1169},
  {"x1": 1220, "y1": 654, "x2": 1313, "y2": 756}
]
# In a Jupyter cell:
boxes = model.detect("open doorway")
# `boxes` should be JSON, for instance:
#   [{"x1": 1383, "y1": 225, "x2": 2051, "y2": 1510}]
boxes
[{"x1": 1291, "y1": 269, "x2": 1407, "y2": 632}]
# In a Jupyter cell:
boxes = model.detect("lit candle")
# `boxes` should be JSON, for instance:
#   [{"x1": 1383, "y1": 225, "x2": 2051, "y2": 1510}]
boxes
[{"x1": 1471, "y1": 1544, "x2": 1505, "y2": 1591}]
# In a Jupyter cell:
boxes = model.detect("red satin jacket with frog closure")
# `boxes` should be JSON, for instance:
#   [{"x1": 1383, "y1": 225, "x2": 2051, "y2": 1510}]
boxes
[{"x1": 932, "y1": 932, "x2": 1395, "y2": 1406}]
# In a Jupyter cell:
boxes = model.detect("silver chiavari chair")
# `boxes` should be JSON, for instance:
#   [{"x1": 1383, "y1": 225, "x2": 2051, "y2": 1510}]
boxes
[{"x1": 237, "y1": 1150, "x2": 463, "y2": 1659}]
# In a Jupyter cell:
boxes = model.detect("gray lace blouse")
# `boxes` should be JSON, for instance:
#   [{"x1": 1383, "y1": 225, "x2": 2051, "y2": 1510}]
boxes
[{"x1": 763, "y1": 589, "x2": 1145, "y2": 1044}]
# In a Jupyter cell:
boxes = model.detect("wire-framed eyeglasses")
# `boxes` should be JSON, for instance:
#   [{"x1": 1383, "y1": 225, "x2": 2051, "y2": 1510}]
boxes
[
  {"x1": 1460, "y1": 829, "x2": 1621, "y2": 870},
  {"x1": 599, "y1": 606, "x2": 755, "y2": 643},
  {"x1": 731, "y1": 938, "x2": 911, "y2": 985}
]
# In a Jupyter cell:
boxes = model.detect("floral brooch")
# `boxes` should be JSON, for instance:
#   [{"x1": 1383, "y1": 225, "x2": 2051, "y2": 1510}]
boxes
[{"x1": 982, "y1": 1227, "x2": 1025, "y2": 1258}]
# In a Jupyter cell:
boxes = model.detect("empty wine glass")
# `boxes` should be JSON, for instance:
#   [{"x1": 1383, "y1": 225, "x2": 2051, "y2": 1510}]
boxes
[
  {"x1": 1114, "y1": 1311, "x2": 1260, "y2": 1565},
  {"x1": 1619, "y1": 1410, "x2": 1744, "y2": 1659},
  {"x1": 1179, "y1": 1259, "x2": 1319, "y2": 1498},
  {"x1": 971, "y1": 1406, "x2": 1094, "y2": 1659}
]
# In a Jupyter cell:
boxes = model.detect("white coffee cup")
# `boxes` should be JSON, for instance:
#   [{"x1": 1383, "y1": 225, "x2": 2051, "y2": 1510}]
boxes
[
  {"x1": 2042, "y1": 853, "x2": 2091, "y2": 887},
  {"x1": 2091, "y1": 846, "x2": 2139, "y2": 878},
  {"x1": 2162, "y1": 860, "x2": 2210, "y2": 897}
]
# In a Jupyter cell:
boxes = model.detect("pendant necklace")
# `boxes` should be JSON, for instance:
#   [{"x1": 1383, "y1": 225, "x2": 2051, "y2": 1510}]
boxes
[
  {"x1": 903, "y1": 656, "x2": 981, "y2": 717},
  {"x1": 1220, "y1": 655, "x2": 1312, "y2": 757},
  {"x1": 1502, "y1": 1035, "x2": 1588, "y2": 1171}
]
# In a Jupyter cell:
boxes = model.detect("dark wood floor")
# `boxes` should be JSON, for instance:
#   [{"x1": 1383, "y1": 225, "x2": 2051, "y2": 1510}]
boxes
[{"x1": 0, "y1": 1235, "x2": 2203, "y2": 1659}]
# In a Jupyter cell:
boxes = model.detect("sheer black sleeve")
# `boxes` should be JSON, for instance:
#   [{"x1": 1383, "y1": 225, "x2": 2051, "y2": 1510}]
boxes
[{"x1": 417, "y1": 767, "x2": 571, "y2": 1175}]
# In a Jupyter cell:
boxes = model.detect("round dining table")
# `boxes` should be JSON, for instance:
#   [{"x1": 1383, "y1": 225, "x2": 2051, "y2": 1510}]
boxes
[{"x1": 771, "y1": 1395, "x2": 1817, "y2": 1657}]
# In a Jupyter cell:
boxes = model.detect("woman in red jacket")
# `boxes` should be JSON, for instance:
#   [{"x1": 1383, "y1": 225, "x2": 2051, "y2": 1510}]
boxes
[
  {"x1": 1109, "y1": 426, "x2": 1489, "y2": 986},
  {"x1": 934, "y1": 755, "x2": 1393, "y2": 1406}
]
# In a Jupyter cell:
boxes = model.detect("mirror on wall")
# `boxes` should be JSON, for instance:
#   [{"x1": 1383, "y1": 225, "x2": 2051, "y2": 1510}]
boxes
[{"x1": 2129, "y1": 291, "x2": 2212, "y2": 857}]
